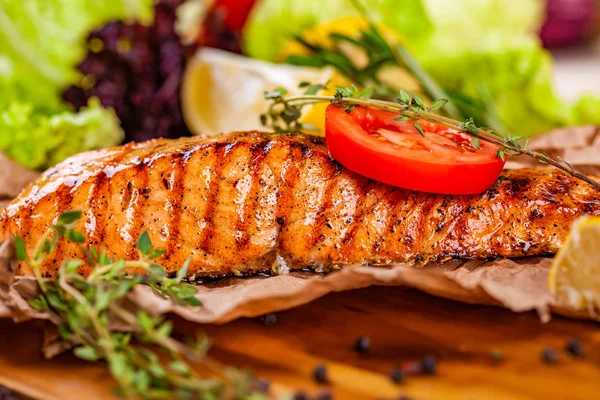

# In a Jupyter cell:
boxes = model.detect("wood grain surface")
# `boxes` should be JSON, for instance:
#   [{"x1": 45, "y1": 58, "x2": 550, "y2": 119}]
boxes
[{"x1": 0, "y1": 286, "x2": 599, "y2": 400}]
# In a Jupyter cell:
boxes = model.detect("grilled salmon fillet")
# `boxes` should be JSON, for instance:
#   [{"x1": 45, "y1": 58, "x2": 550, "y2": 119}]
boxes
[{"x1": 1, "y1": 131, "x2": 599, "y2": 279}]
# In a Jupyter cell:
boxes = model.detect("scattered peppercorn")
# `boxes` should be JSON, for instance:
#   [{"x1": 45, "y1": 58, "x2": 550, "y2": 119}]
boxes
[
  {"x1": 313, "y1": 364, "x2": 329, "y2": 384},
  {"x1": 293, "y1": 391, "x2": 308, "y2": 400},
  {"x1": 315, "y1": 389, "x2": 333, "y2": 400},
  {"x1": 541, "y1": 347, "x2": 559, "y2": 364},
  {"x1": 421, "y1": 355, "x2": 437, "y2": 375},
  {"x1": 260, "y1": 313, "x2": 278, "y2": 326},
  {"x1": 566, "y1": 338, "x2": 583, "y2": 357},
  {"x1": 389, "y1": 367, "x2": 404, "y2": 384},
  {"x1": 354, "y1": 336, "x2": 371, "y2": 354}
]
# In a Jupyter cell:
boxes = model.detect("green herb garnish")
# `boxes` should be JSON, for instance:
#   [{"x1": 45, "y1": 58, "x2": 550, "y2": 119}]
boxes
[{"x1": 15, "y1": 212, "x2": 258, "y2": 399}]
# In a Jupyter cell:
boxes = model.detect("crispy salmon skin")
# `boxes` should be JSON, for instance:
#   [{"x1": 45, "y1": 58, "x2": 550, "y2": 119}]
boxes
[{"x1": 1, "y1": 131, "x2": 599, "y2": 279}]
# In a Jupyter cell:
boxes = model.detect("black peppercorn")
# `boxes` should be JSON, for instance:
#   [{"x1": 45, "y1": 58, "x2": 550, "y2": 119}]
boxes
[
  {"x1": 421, "y1": 355, "x2": 437, "y2": 375},
  {"x1": 313, "y1": 364, "x2": 328, "y2": 384},
  {"x1": 260, "y1": 313, "x2": 278, "y2": 326},
  {"x1": 566, "y1": 339, "x2": 583, "y2": 357},
  {"x1": 389, "y1": 367, "x2": 404, "y2": 384},
  {"x1": 541, "y1": 347, "x2": 558, "y2": 364},
  {"x1": 354, "y1": 336, "x2": 371, "y2": 354}
]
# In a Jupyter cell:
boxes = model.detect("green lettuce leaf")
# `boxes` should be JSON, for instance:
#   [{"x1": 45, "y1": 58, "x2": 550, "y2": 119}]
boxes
[
  {"x1": 419, "y1": 37, "x2": 574, "y2": 137},
  {"x1": 0, "y1": 0, "x2": 152, "y2": 169},
  {"x1": 0, "y1": 100, "x2": 123, "y2": 170},
  {"x1": 572, "y1": 94, "x2": 600, "y2": 126}
]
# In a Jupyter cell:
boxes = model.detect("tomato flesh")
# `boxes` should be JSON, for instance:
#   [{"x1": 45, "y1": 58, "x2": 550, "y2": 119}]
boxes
[{"x1": 324, "y1": 105, "x2": 506, "y2": 194}]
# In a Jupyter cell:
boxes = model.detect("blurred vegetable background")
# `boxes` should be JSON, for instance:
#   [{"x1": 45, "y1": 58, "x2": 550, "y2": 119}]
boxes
[
  {"x1": 0, "y1": 0, "x2": 153, "y2": 169},
  {"x1": 244, "y1": 0, "x2": 600, "y2": 137},
  {"x1": 0, "y1": 0, "x2": 599, "y2": 170}
]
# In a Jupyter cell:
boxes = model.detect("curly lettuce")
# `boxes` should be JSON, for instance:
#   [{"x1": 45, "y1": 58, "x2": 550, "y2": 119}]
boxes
[
  {"x1": 0, "y1": 100, "x2": 123, "y2": 170},
  {"x1": 0, "y1": 0, "x2": 152, "y2": 169}
]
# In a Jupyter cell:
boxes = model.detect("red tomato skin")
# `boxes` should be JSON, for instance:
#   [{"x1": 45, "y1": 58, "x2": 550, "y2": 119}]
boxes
[
  {"x1": 214, "y1": 0, "x2": 257, "y2": 31},
  {"x1": 325, "y1": 105, "x2": 506, "y2": 195}
]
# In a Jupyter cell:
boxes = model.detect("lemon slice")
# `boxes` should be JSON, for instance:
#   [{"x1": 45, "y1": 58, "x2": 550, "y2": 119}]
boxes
[
  {"x1": 181, "y1": 48, "x2": 337, "y2": 136},
  {"x1": 549, "y1": 216, "x2": 600, "y2": 313}
]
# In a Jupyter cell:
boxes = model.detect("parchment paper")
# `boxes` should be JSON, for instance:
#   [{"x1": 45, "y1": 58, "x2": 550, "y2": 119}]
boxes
[{"x1": 0, "y1": 126, "x2": 598, "y2": 355}]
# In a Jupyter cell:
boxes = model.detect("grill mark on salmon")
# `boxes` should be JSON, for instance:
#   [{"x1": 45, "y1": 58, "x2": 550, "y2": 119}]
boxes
[
  {"x1": 87, "y1": 148, "x2": 132, "y2": 250},
  {"x1": 234, "y1": 140, "x2": 269, "y2": 251},
  {"x1": 275, "y1": 143, "x2": 301, "y2": 227},
  {"x1": 83, "y1": 180, "x2": 99, "y2": 250},
  {"x1": 165, "y1": 153, "x2": 185, "y2": 258},
  {"x1": 1, "y1": 131, "x2": 600, "y2": 279},
  {"x1": 275, "y1": 143, "x2": 303, "y2": 263},
  {"x1": 199, "y1": 143, "x2": 228, "y2": 254},
  {"x1": 367, "y1": 183, "x2": 397, "y2": 256},
  {"x1": 125, "y1": 163, "x2": 149, "y2": 259},
  {"x1": 17, "y1": 197, "x2": 34, "y2": 258},
  {"x1": 307, "y1": 166, "x2": 338, "y2": 252},
  {"x1": 340, "y1": 180, "x2": 372, "y2": 252},
  {"x1": 88, "y1": 173, "x2": 108, "y2": 247}
]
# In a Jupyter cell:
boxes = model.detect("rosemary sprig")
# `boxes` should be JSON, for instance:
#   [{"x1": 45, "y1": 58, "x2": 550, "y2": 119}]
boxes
[
  {"x1": 14, "y1": 212, "x2": 260, "y2": 399},
  {"x1": 261, "y1": 85, "x2": 600, "y2": 191}
]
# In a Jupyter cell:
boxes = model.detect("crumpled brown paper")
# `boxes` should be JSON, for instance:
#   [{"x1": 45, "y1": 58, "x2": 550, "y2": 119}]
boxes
[{"x1": 0, "y1": 126, "x2": 599, "y2": 351}]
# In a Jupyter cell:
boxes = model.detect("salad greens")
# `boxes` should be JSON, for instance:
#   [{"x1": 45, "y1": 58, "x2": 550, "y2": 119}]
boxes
[
  {"x1": 244, "y1": 0, "x2": 600, "y2": 137},
  {"x1": 0, "y1": 0, "x2": 153, "y2": 169},
  {"x1": 0, "y1": 99, "x2": 123, "y2": 170},
  {"x1": 573, "y1": 94, "x2": 600, "y2": 126}
]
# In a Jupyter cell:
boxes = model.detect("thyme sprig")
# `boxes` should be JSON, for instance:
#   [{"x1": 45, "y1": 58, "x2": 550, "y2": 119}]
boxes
[
  {"x1": 14, "y1": 212, "x2": 259, "y2": 399},
  {"x1": 261, "y1": 86, "x2": 600, "y2": 191}
]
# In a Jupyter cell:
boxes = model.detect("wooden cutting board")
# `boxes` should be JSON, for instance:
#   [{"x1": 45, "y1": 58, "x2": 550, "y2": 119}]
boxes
[{"x1": 0, "y1": 286, "x2": 599, "y2": 400}]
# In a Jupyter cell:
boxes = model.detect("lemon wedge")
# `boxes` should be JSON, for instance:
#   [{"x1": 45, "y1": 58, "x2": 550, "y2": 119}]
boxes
[
  {"x1": 181, "y1": 48, "x2": 338, "y2": 136},
  {"x1": 549, "y1": 216, "x2": 600, "y2": 314}
]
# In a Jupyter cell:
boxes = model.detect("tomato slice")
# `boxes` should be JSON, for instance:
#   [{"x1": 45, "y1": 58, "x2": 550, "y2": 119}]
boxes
[{"x1": 324, "y1": 105, "x2": 506, "y2": 194}]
